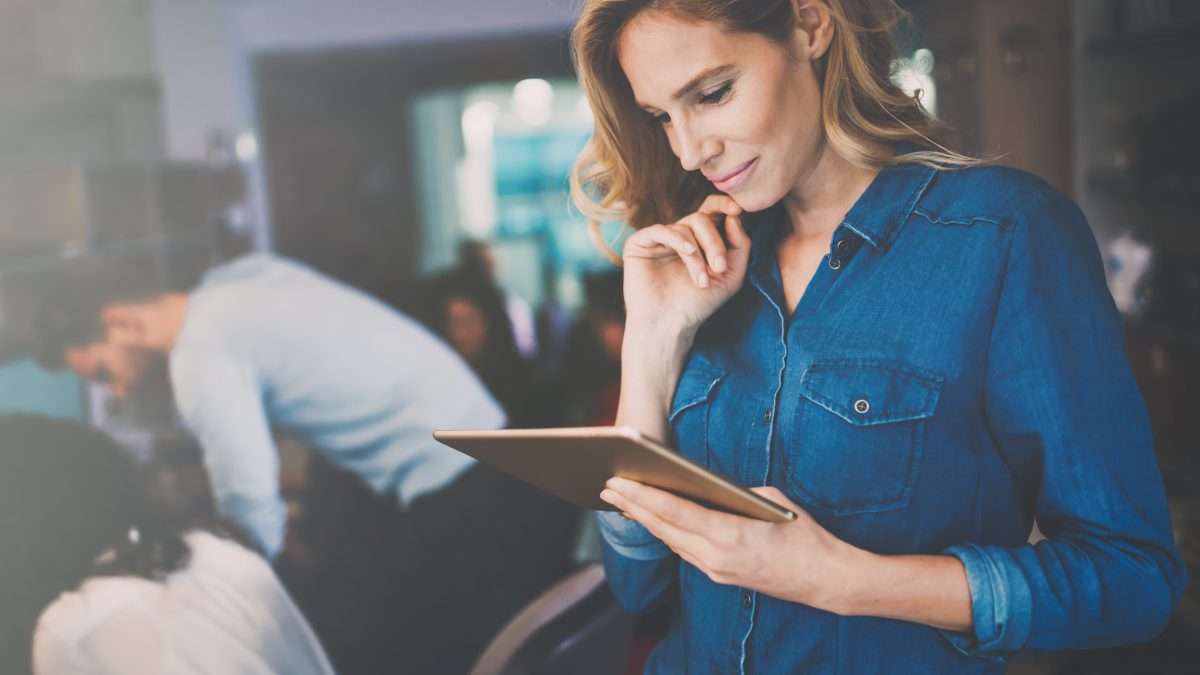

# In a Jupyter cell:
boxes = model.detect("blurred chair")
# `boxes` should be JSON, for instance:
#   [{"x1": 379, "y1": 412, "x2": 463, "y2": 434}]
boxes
[{"x1": 469, "y1": 563, "x2": 633, "y2": 675}]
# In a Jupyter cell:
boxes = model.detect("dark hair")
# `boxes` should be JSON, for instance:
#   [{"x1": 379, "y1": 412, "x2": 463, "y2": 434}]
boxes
[
  {"x1": 31, "y1": 258, "x2": 169, "y2": 369},
  {"x1": 431, "y1": 271, "x2": 521, "y2": 367},
  {"x1": 0, "y1": 415, "x2": 191, "y2": 673},
  {"x1": 582, "y1": 270, "x2": 625, "y2": 323}
]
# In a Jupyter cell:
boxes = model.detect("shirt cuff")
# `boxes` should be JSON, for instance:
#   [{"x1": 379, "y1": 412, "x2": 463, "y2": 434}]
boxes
[
  {"x1": 594, "y1": 511, "x2": 671, "y2": 561},
  {"x1": 940, "y1": 543, "x2": 1034, "y2": 658},
  {"x1": 220, "y1": 493, "x2": 287, "y2": 560}
]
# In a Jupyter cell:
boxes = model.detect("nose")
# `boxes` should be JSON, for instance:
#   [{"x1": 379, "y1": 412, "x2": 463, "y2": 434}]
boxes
[{"x1": 671, "y1": 119, "x2": 720, "y2": 173}]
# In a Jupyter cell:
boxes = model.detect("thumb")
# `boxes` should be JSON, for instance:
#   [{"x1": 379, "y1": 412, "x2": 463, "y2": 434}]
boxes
[
  {"x1": 750, "y1": 486, "x2": 801, "y2": 511},
  {"x1": 725, "y1": 213, "x2": 752, "y2": 252}
]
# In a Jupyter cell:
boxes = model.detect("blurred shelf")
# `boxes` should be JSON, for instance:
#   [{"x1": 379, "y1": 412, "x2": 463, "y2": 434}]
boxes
[
  {"x1": 1086, "y1": 26, "x2": 1200, "y2": 55},
  {"x1": 1085, "y1": 169, "x2": 1200, "y2": 207}
]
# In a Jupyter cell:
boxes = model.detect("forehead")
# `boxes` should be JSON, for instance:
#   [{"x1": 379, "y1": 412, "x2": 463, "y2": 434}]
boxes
[{"x1": 616, "y1": 11, "x2": 767, "y2": 106}]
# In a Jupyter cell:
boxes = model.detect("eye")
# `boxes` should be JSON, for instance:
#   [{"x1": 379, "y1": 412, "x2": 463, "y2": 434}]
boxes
[
  {"x1": 650, "y1": 110, "x2": 671, "y2": 125},
  {"x1": 698, "y1": 81, "x2": 732, "y2": 105}
]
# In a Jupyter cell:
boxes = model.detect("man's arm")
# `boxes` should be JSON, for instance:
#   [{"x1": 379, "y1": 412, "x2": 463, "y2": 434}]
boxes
[{"x1": 171, "y1": 353, "x2": 287, "y2": 559}]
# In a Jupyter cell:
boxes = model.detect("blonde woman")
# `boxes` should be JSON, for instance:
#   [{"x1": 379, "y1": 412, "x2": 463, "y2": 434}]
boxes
[{"x1": 572, "y1": 1, "x2": 1187, "y2": 673}]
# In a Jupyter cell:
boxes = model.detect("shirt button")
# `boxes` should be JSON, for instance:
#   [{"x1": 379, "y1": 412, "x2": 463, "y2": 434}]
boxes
[
  {"x1": 836, "y1": 238, "x2": 851, "y2": 253},
  {"x1": 742, "y1": 591, "x2": 753, "y2": 609},
  {"x1": 853, "y1": 398, "x2": 870, "y2": 415},
  {"x1": 828, "y1": 257, "x2": 842, "y2": 270},
  {"x1": 761, "y1": 409, "x2": 772, "y2": 423}
]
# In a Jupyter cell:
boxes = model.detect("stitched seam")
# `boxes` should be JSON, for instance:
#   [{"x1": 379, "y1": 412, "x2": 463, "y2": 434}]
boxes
[
  {"x1": 912, "y1": 208, "x2": 1004, "y2": 228},
  {"x1": 668, "y1": 373, "x2": 726, "y2": 423}
]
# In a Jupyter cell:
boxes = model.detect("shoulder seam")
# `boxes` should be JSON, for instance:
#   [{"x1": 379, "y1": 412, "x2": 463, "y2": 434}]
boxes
[{"x1": 912, "y1": 207, "x2": 1005, "y2": 228}]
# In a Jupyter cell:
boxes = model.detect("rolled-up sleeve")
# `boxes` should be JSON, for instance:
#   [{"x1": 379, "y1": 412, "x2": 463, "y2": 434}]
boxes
[
  {"x1": 172, "y1": 351, "x2": 286, "y2": 559},
  {"x1": 596, "y1": 511, "x2": 678, "y2": 613},
  {"x1": 943, "y1": 188, "x2": 1187, "y2": 656}
]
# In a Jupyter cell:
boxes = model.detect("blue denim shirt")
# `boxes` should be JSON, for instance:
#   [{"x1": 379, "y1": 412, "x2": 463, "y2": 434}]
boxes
[{"x1": 597, "y1": 161, "x2": 1187, "y2": 674}]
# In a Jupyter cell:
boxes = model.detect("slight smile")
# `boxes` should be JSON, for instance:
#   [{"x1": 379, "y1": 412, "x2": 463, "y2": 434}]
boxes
[{"x1": 706, "y1": 158, "x2": 758, "y2": 193}]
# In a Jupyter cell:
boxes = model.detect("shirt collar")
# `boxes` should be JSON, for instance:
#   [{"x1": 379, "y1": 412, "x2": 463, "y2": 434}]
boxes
[
  {"x1": 840, "y1": 159, "x2": 937, "y2": 252},
  {"x1": 743, "y1": 156, "x2": 938, "y2": 267}
]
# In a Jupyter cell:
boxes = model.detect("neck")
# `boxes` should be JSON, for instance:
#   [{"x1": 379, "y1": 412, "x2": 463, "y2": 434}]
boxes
[
  {"x1": 781, "y1": 141, "x2": 884, "y2": 241},
  {"x1": 152, "y1": 293, "x2": 190, "y2": 352}
]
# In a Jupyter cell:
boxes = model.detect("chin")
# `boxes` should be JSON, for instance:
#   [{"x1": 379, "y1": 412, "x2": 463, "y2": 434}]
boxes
[{"x1": 725, "y1": 186, "x2": 781, "y2": 213}]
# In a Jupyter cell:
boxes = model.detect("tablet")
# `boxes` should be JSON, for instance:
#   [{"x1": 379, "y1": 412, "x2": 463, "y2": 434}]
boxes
[{"x1": 432, "y1": 426, "x2": 796, "y2": 523}]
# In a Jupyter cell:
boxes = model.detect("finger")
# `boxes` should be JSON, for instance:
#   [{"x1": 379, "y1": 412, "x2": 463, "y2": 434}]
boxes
[
  {"x1": 677, "y1": 213, "x2": 729, "y2": 274},
  {"x1": 725, "y1": 212, "x2": 751, "y2": 251},
  {"x1": 624, "y1": 224, "x2": 694, "y2": 259},
  {"x1": 629, "y1": 227, "x2": 709, "y2": 288},
  {"x1": 697, "y1": 194, "x2": 743, "y2": 217},
  {"x1": 607, "y1": 477, "x2": 742, "y2": 534},
  {"x1": 661, "y1": 224, "x2": 714, "y2": 288},
  {"x1": 601, "y1": 487, "x2": 711, "y2": 559}
]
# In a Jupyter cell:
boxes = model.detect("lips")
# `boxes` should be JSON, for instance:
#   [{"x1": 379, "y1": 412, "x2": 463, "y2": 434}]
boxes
[{"x1": 705, "y1": 158, "x2": 757, "y2": 192}]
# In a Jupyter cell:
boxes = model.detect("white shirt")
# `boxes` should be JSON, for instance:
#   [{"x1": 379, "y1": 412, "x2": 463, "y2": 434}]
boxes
[{"x1": 32, "y1": 531, "x2": 336, "y2": 675}]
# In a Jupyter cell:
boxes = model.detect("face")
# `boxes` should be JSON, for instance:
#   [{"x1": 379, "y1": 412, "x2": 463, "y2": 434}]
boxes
[
  {"x1": 446, "y1": 297, "x2": 488, "y2": 363},
  {"x1": 593, "y1": 316, "x2": 625, "y2": 364},
  {"x1": 64, "y1": 340, "x2": 156, "y2": 399},
  {"x1": 617, "y1": 10, "x2": 826, "y2": 211}
]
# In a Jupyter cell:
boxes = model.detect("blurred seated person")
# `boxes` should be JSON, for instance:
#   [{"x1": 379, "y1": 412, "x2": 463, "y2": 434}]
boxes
[
  {"x1": 455, "y1": 240, "x2": 539, "y2": 359},
  {"x1": 430, "y1": 270, "x2": 557, "y2": 427},
  {"x1": 0, "y1": 414, "x2": 335, "y2": 675},
  {"x1": 562, "y1": 271, "x2": 626, "y2": 426},
  {"x1": 34, "y1": 254, "x2": 579, "y2": 674}
]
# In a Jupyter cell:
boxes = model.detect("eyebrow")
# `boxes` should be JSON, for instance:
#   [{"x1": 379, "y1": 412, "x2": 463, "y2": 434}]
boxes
[{"x1": 638, "y1": 64, "x2": 737, "y2": 111}]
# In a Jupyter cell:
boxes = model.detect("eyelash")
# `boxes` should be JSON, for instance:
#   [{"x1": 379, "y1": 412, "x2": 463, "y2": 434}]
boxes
[
  {"x1": 699, "y1": 81, "x2": 733, "y2": 105},
  {"x1": 650, "y1": 81, "x2": 734, "y2": 125}
]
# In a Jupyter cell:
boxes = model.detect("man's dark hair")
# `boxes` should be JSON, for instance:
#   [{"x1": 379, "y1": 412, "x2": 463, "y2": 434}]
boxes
[
  {"x1": 31, "y1": 258, "x2": 169, "y2": 369},
  {"x1": 0, "y1": 415, "x2": 192, "y2": 673}
]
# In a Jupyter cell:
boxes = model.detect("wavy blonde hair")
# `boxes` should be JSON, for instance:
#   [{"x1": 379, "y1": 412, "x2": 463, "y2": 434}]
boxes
[{"x1": 570, "y1": 0, "x2": 976, "y2": 262}]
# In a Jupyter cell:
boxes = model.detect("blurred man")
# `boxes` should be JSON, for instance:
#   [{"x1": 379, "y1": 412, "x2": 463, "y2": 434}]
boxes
[
  {"x1": 35, "y1": 253, "x2": 579, "y2": 673},
  {"x1": 37, "y1": 253, "x2": 504, "y2": 559}
]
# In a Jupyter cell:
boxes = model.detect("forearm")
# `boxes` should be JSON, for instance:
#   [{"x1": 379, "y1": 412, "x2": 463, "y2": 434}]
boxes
[
  {"x1": 615, "y1": 319, "x2": 694, "y2": 441},
  {"x1": 831, "y1": 549, "x2": 972, "y2": 633}
]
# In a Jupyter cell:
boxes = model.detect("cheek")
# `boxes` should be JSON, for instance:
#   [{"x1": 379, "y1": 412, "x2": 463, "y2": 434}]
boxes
[{"x1": 664, "y1": 127, "x2": 681, "y2": 158}]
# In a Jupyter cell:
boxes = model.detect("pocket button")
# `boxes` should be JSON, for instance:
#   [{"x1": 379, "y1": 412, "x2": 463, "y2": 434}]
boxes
[{"x1": 853, "y1": 398, "x2": 870, "y2": 415}]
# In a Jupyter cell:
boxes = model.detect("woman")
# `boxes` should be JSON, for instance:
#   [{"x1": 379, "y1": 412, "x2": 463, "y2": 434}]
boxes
[
  {"x1": 429, "y1": 270, "x2": 547, "y2": 426},
  {"x1": 0, "y1": 415, "x2": 335, "y2": 675},
  {"x1": 570, "y1": 1, "x2": 1187, "y2": 673}
]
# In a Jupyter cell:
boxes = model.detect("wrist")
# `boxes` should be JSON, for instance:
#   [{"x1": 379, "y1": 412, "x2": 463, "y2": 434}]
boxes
[
  {"x1": 814, "y1": 540, "x2": 880, "y2": 617},
  {"x1": 623, "y1": 317, "x2": 696, "y2": 362}
]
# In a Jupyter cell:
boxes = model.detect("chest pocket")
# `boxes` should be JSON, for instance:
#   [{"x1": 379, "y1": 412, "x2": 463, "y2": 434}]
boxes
[
  {"x1": 786, "y1": 359, "x2": 943, "y2": 515},
  {"x1": 668, "y1": 356, "x2": 726, "y2": 468}
]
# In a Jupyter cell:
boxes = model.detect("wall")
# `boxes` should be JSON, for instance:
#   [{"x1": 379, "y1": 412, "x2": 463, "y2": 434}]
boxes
[{"x1": 151, "y1": 0, "x2": 579, "y2": 163}]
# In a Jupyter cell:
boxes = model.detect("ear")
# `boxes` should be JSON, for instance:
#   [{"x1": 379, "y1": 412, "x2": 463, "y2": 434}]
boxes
[
  {"x1": 101, "y1": 304, "x2": 152, "y2": 347},
  {"x1": 790, "y1": 0, "x2": 835, "y2": 62}
]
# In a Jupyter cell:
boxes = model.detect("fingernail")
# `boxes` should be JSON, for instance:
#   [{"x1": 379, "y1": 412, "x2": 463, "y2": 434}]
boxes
[
  {"x1": 712, "y1": 256, "x2": 726, "y2": 273},
  {"x1": 697, "y1": 273, "x2": 709, "y2": 288},
  {"x1": 600, "y1": 489, "x2": 616, "y2": 503}
]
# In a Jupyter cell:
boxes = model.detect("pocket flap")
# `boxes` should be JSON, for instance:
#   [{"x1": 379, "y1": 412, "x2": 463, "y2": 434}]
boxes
[
  {"x1": 669, "y1": 355, "x2": 726, "y2": 423},
  {"x1": 799, "y1": 360, "x2": 942, "y2": 427}
]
